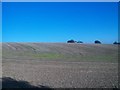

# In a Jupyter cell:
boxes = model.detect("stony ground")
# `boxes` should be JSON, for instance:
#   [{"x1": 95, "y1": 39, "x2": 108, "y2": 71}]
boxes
[{"x1": 2, "y1": 43, "x2": 119, "y2": 88}]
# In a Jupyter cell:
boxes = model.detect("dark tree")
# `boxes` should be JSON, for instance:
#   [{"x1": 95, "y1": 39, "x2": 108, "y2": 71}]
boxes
[
  {"x1": 94, "y1": 40, "x2": 101, "y2": 44},
  {"x1": 113, "y1": 41, "x2": 118, "y2": 44},
  {"x1": 67, "y1": 39, "x2": 75, "y2": 43},
  {"x1": 113, "y1": 41, "x2": 120, "y2": 45},
  {"x1": 77, "y1": 41, "x2": 83, "y2": 43}
]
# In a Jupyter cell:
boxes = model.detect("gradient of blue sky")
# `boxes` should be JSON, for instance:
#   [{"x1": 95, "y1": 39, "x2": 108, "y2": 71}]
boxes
[
  {"x1": 2, "y1": 2, "x2": 118, "y2": 43},
  {"x1": 0, "y1": 2, "x2": 1, "y2": 42}
]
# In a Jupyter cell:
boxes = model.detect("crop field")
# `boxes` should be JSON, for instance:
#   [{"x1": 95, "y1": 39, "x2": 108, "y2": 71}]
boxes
[{"x1": 2, "y1": 43, "x2": 119, "y2": 88}]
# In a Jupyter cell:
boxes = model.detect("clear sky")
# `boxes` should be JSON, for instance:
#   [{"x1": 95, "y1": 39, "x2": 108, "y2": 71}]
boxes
[
  {"x1": 2, "y1": 2, "x2": 118, "y2": 43},
  {"x1": 0, "y1": 2, "x2": 2, "y2": 42}
]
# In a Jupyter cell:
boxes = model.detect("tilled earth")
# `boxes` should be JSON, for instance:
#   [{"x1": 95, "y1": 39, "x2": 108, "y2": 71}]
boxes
[
  {"x1": 2, "y1": 43, "x2": 119, "y2": 88},
  {"x1": 2, "y1": 59, "x2": 118, "y2": 88}
]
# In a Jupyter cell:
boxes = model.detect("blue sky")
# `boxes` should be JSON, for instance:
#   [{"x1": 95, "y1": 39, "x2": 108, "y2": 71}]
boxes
[
  {"x1": 2, "y1": 2, "x2": 118, "y2": 43},
  {"x1": 0, "y1": 2, "x2": 1, "y2": 42}
]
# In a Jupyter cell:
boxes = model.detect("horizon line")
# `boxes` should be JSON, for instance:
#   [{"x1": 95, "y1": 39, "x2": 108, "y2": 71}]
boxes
[{"x1": 0, "y1": 41, "x2": 118, "y2": 44}]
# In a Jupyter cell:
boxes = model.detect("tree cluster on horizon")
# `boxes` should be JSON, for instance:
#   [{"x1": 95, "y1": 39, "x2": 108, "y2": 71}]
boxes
[{"x1": 67, "y1": 39, "x2": 120, "y2": 44}]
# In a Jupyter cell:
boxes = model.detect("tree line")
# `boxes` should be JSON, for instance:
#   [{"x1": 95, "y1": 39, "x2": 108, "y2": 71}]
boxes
[{"x1": 67, "y1": 39, "x2": 120, "y2": 44}]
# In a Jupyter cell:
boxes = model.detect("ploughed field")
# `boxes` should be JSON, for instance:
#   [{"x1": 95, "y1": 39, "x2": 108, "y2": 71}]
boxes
[{"x1": 2, "y1": 43, "x2": 118, "y2": 88}]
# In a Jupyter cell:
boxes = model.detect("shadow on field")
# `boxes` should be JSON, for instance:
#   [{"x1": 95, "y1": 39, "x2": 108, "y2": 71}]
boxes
[{"x1": 2, "y1": 77, "x2": 52, "y2": 89}]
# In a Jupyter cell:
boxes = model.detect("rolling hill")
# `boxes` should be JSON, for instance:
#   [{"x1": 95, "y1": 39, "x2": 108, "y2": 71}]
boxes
[
  {"x1": 2, "y1": 43, "x2": 118, "y2": 88},
  {"x1": 2, "y1": 43, "x2": 118, "y2": 62}
]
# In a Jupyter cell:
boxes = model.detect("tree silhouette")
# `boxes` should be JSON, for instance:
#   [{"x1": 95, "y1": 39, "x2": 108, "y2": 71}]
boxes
[
  {"x1": 67, "y1": 39, "x2": 75, "y2": 43},
  {"x1": 77, "y1": 41, "x2": 83, "y2": 43},
  {"x1": 113, "y1": 41, "x2": 120, "y2": 45},
  {"x1": 94, "y1": 40, "x2": 101, "y2": 44},
  {"x1": 113, "y1": 41, "x2": 118, "y2": 44}
]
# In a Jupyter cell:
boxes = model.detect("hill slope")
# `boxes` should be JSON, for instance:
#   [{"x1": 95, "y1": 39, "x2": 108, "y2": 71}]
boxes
[
  {"x1": 2, "y1": 43, "x2": 118, "y2": 88},
  {"x1": 2, "y1": 43, "x2": 118, "y2": 62}
]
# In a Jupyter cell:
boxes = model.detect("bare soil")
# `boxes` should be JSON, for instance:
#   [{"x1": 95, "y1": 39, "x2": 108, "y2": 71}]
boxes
[{"x1": 2, "y1": 43, "x2": 119, "y2": 88}]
